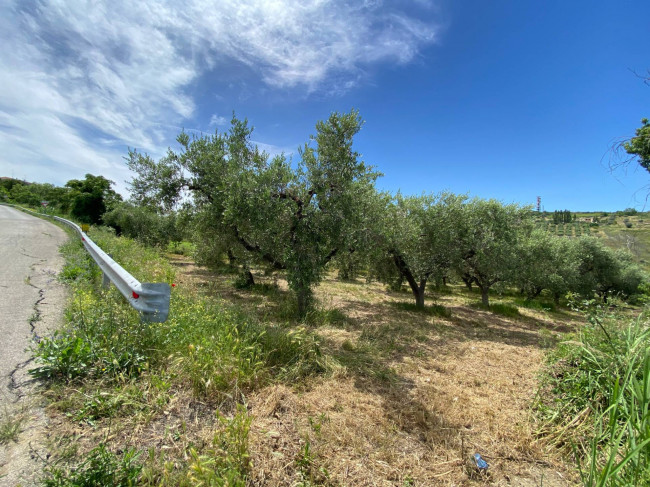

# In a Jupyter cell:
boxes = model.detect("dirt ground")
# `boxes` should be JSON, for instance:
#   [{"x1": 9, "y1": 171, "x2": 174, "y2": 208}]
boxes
[{"x1": 169, "y1": 258, "x2": 582, "y2": 486}]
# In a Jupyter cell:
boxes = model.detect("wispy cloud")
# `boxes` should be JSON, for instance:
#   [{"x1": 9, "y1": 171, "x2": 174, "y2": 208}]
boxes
[
  {"x1": 209, "y1": 115, "x2": 229, "y2": 127},
  {"x1": 0, "y1": 0, "x2": 439, "y2": 193}
]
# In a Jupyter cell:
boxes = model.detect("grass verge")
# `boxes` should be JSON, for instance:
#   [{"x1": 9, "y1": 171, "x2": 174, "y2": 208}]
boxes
[{"x1": 32, "y1": 227, "x2": 328, "y2": 485}]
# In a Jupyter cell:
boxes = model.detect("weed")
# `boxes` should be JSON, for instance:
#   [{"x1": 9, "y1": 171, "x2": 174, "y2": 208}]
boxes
[
  {"x1": 176, "y1": 324, "x2": 266, "y2": 400},
  {"x1": 40, "y1": 229, "x2": 330, "y2": 405},
  {"x1": 304, "y1": 306, "x2": 350, "y2": 327},
  {"x1": 295, "y1": 436, "x2": 330, "y2": 486},
  {"x1": 30, "y1": 291, "x2": 155, "y2": 381},
  {"x1": 233, "y1": 271, "x2": 255, "y2": 289},
  {"x1": 167, "y1": 240, "x2": 195, "y2": 256},
  {"x1": 538, "y1": 328, "x2": 558, "y2": 349},
  {"x1": 0, "y1": 407, "x2": 24, "y2": 444},
  {"x1": 261, "y1": 326, "x2": 329, "y2": 382},
  {"x1": 56, "y1": 380, "x2": 166, "y2": 426},
  {"x1": 402, "y1": 476, "x2": 415, "y2": 486},
  {"x1": 187, "y1": 405, "x2": 252, "y2": 486},
  {"x1": 334, "y1": 338, "x2": 397, "y2": 382},
  {"x1": 514, "y1": 297, "x2": 557, "y2": 312},
  {"x1": 249, "y1": 282, "x2": 280, "y2": 296},
  {"x1": 41, "y1": 444, "x2": 141, "y2": 486},
  {"x1": 308, "y1": 413, "x2": 330, "y2": 435},
  {"x1": 577, "y1": 354, "x2": 650, "y2": 486},
  {"x1": 57, "y1": 239, "x2": 100, "y2": 283}
]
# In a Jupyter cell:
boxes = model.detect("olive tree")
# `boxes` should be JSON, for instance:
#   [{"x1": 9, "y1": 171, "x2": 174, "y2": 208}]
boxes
[
  {"x1": 624, "y1": 118, "x2": 650, "y2": 174},
  {"x1": 103, "y1": 202, "x2": 182, "y2": 247},
  {"x1": 610, "y1": 71, "x2": 649, "y2": 177},
  {"x1": 572, "y1": 237, "x2": 645, "y2": 301},
  {"x1": 378, "y1": 192, "x2": 466, "y2": 308},
  {"x1": 514, "y1": 229, "x2": 579, "y2": 302},
  {"x1": 127, "y1": 110, "x2": 379, "y2": 316},
  {"x1": 457, "y1": 199, "x2": 532, "y2": 306}
]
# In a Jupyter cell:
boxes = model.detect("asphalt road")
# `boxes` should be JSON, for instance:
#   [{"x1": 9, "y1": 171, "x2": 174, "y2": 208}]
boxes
[{"x1": 0, "y1": 205, "x2": 67, "y2": 485}]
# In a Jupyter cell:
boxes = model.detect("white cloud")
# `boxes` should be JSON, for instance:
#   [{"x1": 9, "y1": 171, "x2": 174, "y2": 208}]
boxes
[
  {"x1": 253, "y1": 141, "x2": 296, "y2": 160},
  {"x1": 0, "y1": 0, "x2": 439, "y2": 191},
  {"x1": 209, "y1": 115, "x2": 228, "y2": 127}
]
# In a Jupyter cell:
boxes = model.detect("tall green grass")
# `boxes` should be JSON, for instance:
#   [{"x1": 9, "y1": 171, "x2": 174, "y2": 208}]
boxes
[
  {"x1": 33, "y1": 228, "x2": 325, "y2": 392},
  {"x1": 34, "y1": 228, "x2": 329, "y2": 485},
  {"x1": 578, "y1": 353, "x2": 650, "y2": 486},
  {"x1": 538, "y1": 302, "x2": 650, "y2": 485}
]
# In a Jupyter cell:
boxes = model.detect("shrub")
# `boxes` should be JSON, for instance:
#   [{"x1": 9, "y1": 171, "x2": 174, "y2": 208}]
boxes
[{"x1": 103, "y1": 202, "x2": 181, "y2": 247}]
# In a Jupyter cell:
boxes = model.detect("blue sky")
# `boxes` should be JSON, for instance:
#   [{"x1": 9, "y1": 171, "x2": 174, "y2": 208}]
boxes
[{"x1": 1, "y1": 0, "x2": 648, "y2": 211}]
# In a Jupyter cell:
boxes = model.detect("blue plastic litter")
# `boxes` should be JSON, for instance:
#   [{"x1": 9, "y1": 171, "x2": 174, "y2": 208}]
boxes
[{"x1": 473, "y1": 453, "x2": 489, "y2": 472}]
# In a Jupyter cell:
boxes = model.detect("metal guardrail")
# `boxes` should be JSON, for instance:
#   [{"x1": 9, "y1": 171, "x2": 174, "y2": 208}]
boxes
[{"x1": 2, "y1": 204, "x2": 171, "y2": 322}]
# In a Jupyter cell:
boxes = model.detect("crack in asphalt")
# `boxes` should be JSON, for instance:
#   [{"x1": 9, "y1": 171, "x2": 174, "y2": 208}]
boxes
[
  {"x1": 8, "y1": 359, "x2": 35, "y2": 401},
  {"x1": 7, "y1": 273, "x2": 45, "y2": 402},
  {"x1": 19, "y1": 248, "x2": 42, "y2": 260}
]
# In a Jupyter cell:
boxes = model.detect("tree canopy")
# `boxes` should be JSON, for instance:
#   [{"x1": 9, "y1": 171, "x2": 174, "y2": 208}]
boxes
[
  {"x1": 456, "y1": 199, "x2": 532, "y2": 306},
  {"x1": 624, "y1": 118, "x2": 650, "y2": 174},
  {"x1": 377, "y1": 192, "x2": 466, "y2": 308},
  {"x1": 65, "y1": 174, "x2": 122, "y2": 224},
  {"x1": 127, "y1": 110, "x2": 379, "y2": 315}
]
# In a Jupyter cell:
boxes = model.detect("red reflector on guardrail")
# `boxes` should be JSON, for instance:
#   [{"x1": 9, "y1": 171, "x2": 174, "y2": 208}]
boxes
[{"x1": 132, "y1": 291, "x2": 139, "y2": 299}]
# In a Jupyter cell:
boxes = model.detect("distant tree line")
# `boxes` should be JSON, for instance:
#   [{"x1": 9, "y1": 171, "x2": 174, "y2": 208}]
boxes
[{"x1": 1, "y1": 174, "x2": 122, "y2": 224}]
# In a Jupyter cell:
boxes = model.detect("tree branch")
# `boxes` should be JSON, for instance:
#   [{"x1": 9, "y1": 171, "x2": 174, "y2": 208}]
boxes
[
  {"x1": 230, "y1": 224, "x2": 286, "y2": 270},
  {"x1": 322, "y1": 247, "x2": 339, "y2": 266},
  {"x1": 389, "y1": 249, "x2": 421, "y2": 296}
]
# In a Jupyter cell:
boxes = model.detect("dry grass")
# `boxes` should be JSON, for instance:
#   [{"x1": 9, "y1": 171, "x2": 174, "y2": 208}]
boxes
[
  {"x1": 157, "y1": 258, "x2": 582, "y2": 486},
  {"x1": 39, "y1": 255, "x2": 582, "y2": 485}
]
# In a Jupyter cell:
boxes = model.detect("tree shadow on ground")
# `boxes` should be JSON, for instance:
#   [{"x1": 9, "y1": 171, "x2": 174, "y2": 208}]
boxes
[
  {"x1": 168, "y1": 260, "x2": 579, "y2": 482},
  {"x1": 319, "y1": 334, "x2": 466, "y2": 462}
]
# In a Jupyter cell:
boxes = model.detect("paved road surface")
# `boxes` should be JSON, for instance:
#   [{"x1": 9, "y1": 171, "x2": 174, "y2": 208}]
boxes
[{"x1": 0, "y1": 206, "x2": 67, "y2": 486}]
